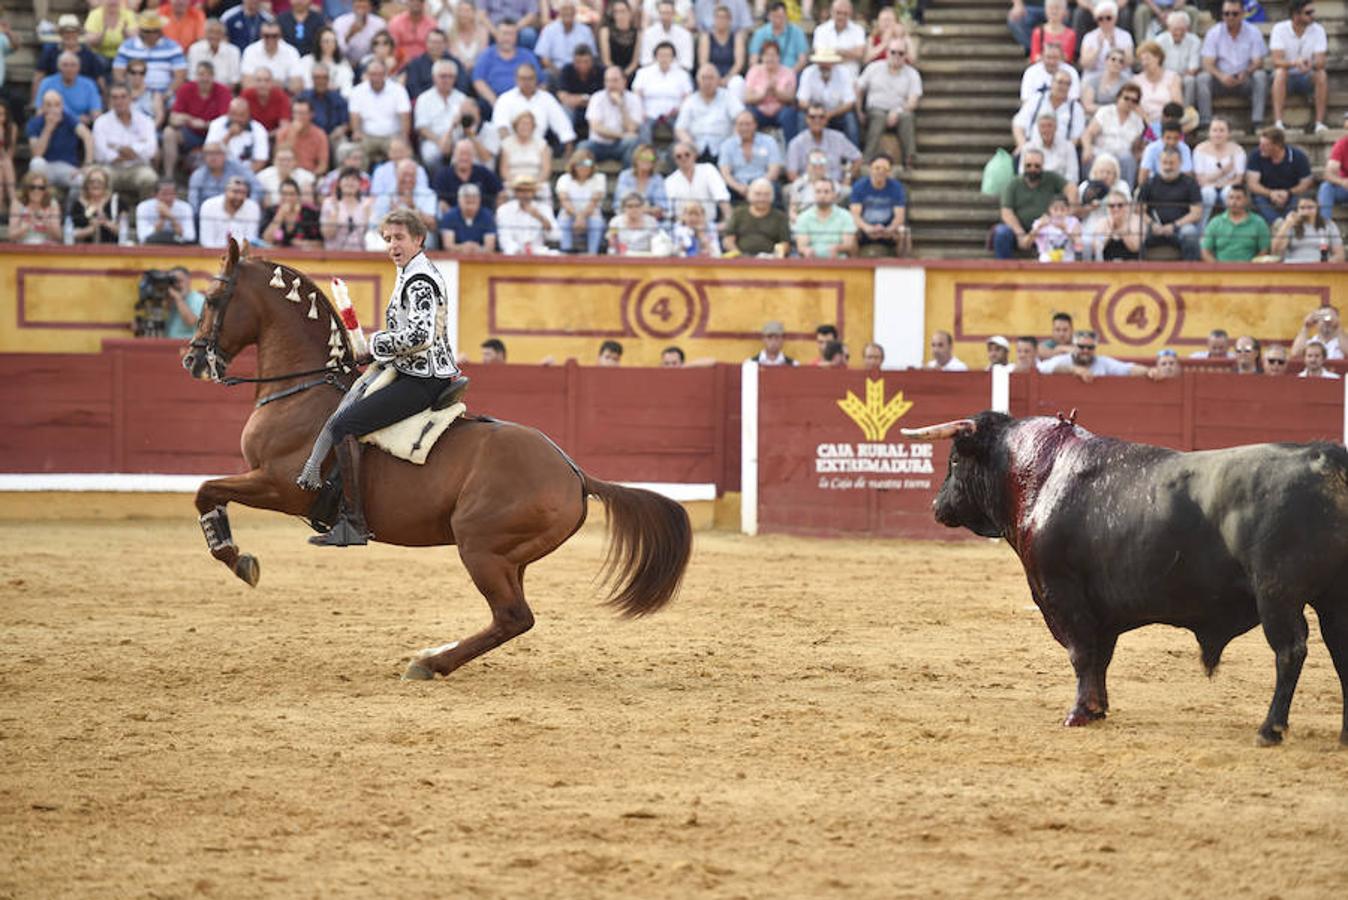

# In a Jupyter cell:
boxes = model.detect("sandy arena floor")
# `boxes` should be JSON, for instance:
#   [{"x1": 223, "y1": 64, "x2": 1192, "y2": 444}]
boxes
[{"x1": 2, "y1": 515, "x2": 1347, "y2": 899}]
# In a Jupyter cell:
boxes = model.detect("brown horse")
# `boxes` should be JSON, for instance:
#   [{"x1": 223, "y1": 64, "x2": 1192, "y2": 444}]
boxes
[{"x1": 181, "y1": 239, "x2": 691, "y2": 680}]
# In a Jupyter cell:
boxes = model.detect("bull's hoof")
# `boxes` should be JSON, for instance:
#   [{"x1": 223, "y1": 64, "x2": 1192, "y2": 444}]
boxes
[
  {"x1": 1063, "y1": 708, "x2": 1106, "y2": 727},
  {"x1": 233, "y1": 554, "x2": 260, "y2": 587},
  {"x1": 401, "y1": 660, "x2": 436, "y2": 681},
  {"x1": 1255, "y1": 725, "x2": 1286, "y2": 747}
]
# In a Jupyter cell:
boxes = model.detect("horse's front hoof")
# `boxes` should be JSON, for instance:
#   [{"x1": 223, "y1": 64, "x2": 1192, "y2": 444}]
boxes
[
  {"x1": 233, "y1": 554, "x2": 260, "y2": 587},
  {"x1": 402, "y1": 661, "x2": 435, "y2": 681}
]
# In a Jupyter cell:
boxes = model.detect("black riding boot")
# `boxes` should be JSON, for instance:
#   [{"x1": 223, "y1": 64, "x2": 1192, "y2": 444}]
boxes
[{"x1": 309, "y1": 436, "x2": 370, "y2": 546}]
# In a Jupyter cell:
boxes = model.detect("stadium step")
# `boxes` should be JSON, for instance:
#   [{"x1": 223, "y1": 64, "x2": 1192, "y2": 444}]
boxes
[
  {"x1": 924, "y1": 8, "x2": 1016, "y2": 25},
  {"x1": 920, "y1": 42, "x2": 1026, "y2": 59},
  {"x1": 915, "y1": 23, "x2": 1013, "y2": 40},
  {"x1": 918, "y1": 96, "x2": 1021, "y2": 113}
]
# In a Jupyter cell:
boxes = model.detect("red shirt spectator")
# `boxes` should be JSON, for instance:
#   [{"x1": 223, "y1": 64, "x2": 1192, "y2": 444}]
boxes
[
  {"x1": 172, "y1": 74, "x2": 233, "y2": 138},
  {"x1": 387, "y1": 1, "x2": 438, "y2": 70},
  {"x1": 275, "y1": 100, "x2": 331, "y2": 175},
  {"x1": 243, "y1": 82, "x2": 293, "y2": 133}
]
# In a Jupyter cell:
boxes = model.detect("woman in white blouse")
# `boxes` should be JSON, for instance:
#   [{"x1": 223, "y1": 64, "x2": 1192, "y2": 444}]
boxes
[
  {"x1": 556, "y1": 148, "x2": 608, "y2": 254},
  {"x1": 1080, "y1": 83, "x2": 1145, "y2": 187},
  {"x1": 498, "y1": 110, "x2": 554, "y2": 204},
  {"x1": 1192, "y1": 116, "x2": 1245, "y2": 227}
]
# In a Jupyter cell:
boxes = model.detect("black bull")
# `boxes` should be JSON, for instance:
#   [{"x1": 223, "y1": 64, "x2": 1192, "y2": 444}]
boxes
[{"x1": 903, "y1": 411, "x2": 1348, "y2": 746}]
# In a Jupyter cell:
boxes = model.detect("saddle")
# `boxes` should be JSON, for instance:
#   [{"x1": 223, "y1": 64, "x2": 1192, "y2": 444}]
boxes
[{"x1": 359, "y1": 366, "x2": 470, "y2": 465}]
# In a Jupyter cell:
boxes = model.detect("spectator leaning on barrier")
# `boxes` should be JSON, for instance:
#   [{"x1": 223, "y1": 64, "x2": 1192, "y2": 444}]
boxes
[
  {"x1": 812, "y1": 325, "x2": 840, "y2": 364},
  {"x1": 1263, "y1": 343, "x2": 1291, "y2": 374},
  {"x1": 1269, "y1": 0, "x2": 1328, "y2": 134},
  {"x1": 1245, "y1": 126, "x2": 1313, "y2": 225},
  {"x1": 1272, "y1": 194, "x2": 1346, "y2": 263},
  {"x1": 597, "y1": 339, "x2": 624, "y2": 366},
  {"x1": 751, "y1": 320, "x2": 797, "y2": 366},
  {"x1": 1138, "y1": 145, "x2": 1202, "y2": 260},
  {"x1": 986, "y1": 335, "x2": 1012, "y2": 372},
  {"x1": 927, "y1": 330, "x2": 967, "y2": 371},
  {"x1": 1201, "y1": 183, "x2": 1270, "y2": 261},
  {"x1": 481, "y1": 338, "x2": 508, "y2": 363},
  {"x1": 1197, "y1": 0, "x2": 1268, "y2": 131},
  {"x1": 862, "y1": 341, "x2": 885, "y2": 370},
  {"x1": 1189, "y1": 328, "x2": 1231, "y2": 359},
  {"x1": 1015, "y1": 336, "x2": 1039, "y2": 372},
  {"x1": 1154, "y1": 348, "x2": 1181, "y2": 379},
  {"x1": 1291, "y1": 305, "x2": 1344, "y2": 359},
  {"x1": 1299, "y1": 341, "x2": 1341, "y2": 379},
  {"x1": 1040, "y1": 329, "x2": 1159, "y2": 381},
  {"x1": 1233, "y1": 336, "x2": 1261, "y2": 374}
]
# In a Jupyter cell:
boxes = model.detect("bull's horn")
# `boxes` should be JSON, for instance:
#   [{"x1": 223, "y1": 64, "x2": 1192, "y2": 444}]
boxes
[{"x1": 900, "y1": 419, "x2": 977, "y2": 441}]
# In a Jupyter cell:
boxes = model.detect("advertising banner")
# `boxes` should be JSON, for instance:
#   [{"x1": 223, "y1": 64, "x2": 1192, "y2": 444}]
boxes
[{"x1": 755, "y1": 368, "x2": 993, "y2": 539}]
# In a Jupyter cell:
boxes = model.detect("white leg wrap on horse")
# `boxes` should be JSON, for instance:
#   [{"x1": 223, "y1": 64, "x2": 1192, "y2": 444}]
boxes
[{"x1": 199, "y1": 506, "x2": 235, "y2": 552}]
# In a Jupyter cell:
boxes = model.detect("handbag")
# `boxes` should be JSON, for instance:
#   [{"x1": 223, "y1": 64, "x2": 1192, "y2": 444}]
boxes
[{"x1": 981, "y1": 148, "x2": 1015, "y2": 198}]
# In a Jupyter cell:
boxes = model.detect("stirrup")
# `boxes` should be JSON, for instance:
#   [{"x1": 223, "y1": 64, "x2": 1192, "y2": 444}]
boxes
[{"x1": 308, "y1": 514, "x2": 369, "y2": 547}]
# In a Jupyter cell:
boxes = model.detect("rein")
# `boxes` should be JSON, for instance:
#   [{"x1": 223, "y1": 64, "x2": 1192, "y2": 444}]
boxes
[{"x1": 193, "y1": 262, "x2": 354, "y2": 394}]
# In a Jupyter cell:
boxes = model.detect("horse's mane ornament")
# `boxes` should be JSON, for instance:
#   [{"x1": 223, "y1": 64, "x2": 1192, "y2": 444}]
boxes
[{"x1": 330, "y1": 278, "x2": 369, "y2": 358}]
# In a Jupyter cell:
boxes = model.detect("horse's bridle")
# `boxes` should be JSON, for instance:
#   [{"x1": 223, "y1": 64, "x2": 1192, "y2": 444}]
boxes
[
  {"x1": 190, "y1": 262, "x2": 353, "y2": 399},
  {"x1": 187, "y1": 269, "x2": 239, "y2": 384}
]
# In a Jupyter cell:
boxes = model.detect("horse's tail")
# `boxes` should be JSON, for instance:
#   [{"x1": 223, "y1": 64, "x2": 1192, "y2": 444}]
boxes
[{"x1": 582, "y1": 473, "x2": 692, "y2": 617}]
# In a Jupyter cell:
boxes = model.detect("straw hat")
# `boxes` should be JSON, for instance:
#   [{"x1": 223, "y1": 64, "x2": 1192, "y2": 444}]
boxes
[
  {"x1": 138, "y1": 10, "x2": 166, "y2": 30},
  {"x1": 810, "y1": 48, "x2": 843, "y2": 65}
]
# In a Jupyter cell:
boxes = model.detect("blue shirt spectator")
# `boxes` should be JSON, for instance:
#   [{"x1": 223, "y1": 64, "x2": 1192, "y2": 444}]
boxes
[
  {"x1": 222, "y1": 4, "x2": 274, "y2": 52},
  {"x1": 36, "y1": 73, "x2": 103, "y2": 122},
  {"x1": 189, "y1": 154, "x2": 264, "y2": 212},
  {"x1": 37, "y1": 43, "x2": 107, "y2": 85},
  {"x1": 297, "y1": 87, "x2": 351, "y2": 136},
  {"x1": 1140, "y1": 137, "x2": 1194, "y2": 179},
  {"x1": 850, "y1": 175, "x2": 907, "y2": 231},
  {"x1": 438, "y1": 204, "x2": 498, "y2": 248},
  {"x1": 616, "y1": 165, "x2": 670, "y2": 218},
  {"x1": 718, "y1": 132, "x2": 783, "y2": 187},
  {"x1": 431, "y1": 161, "x2": 503, "y2": 209},
  {"x1": 26, "y1": 110, "x2": 84, "y2": 167},
  {"x1": 473, "y1": 43, "x2": 543, "y2": 99},
  {"x1": 534, "y1": 18, "x2": 596, "y2": 71},
  {"x1": 749, "y1": 17, "x2": 809, "y2": 70},
  {"x1": 114, "y1": 35, "x2": 188, "y2": 94}
]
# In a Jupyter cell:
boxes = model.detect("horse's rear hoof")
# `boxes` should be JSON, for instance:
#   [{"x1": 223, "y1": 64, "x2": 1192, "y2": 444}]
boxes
[
  {"x1": 233, "y1": 554, "x2": 260, "y2": 587},
  {"x1": 1255, "y1": 725, "x2": 1285, "y2": 747},
  {"x1": 402, "y1": 661, "x2": 435, "y2": 681}
]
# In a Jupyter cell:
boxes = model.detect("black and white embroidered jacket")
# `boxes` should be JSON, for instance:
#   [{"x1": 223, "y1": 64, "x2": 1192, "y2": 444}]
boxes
[{"x1": 370, "y1": 251, "x2": 460, "y2": 378}]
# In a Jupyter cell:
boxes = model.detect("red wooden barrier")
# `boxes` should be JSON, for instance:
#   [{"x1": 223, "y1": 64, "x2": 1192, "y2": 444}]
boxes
[
  {"x1": 756, "y1": 369, "x2": 1345, "y2": 539},
  {"x1": 0, "y1": 341, "x2": 743, "y2": 488}
]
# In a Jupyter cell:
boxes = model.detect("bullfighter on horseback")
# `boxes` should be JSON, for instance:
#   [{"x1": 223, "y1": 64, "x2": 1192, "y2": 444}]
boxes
[{"x1": 296, "y1": 208, "x2": 467, "y2": 546}]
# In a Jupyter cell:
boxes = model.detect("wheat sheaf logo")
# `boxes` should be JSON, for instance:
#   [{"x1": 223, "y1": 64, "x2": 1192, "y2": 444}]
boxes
[{"x1": 837, "y1": 379, "x2": 914, "y2": 441}]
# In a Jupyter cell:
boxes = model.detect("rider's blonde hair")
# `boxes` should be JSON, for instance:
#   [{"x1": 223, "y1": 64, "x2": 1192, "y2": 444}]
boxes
[{"x1": 379, "y1": 209, "x2": 427, "y2": 243}]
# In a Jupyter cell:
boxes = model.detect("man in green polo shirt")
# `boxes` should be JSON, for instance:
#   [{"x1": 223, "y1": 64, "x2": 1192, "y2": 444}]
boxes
[
  {"x1": 794, "y1": 178, "x2": 858, "y2": 258},
  {"x1": 992, "y1": 147, "x2": 1077, "y2": 258},
  {"x1": 1201, "y1": 184, "x2": 1272, "y2": 262}
]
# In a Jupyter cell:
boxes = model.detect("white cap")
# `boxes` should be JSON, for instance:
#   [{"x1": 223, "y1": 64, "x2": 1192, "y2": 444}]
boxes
[{"x1": 987, "y1": 335, "x2": 1011, "y2": 350}]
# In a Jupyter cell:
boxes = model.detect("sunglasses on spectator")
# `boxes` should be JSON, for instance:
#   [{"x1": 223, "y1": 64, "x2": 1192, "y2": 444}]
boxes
[
  {"x1": 1076, "y1": 343, "x2": 1097, "y2": 350},
  {"x1": 1266, "y1": 357, "x2": 1288, "y2": 365},
  {"x1": 1096, "y1": 14, "x2": 1113, "y2": 20},
  {"x1": 1107, "y1": 201, "x2": 1126, "y2": 207},
  {"x1": 30, "y1": 182, "x2": 49, "y2": 189}
]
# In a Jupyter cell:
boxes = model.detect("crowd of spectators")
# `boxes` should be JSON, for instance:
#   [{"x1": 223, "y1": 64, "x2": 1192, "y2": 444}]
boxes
[
  {"x1": 997, "y1": 0, "x2": 1348, "y2": 263},
  {"x1": 917, "y1": 305, "x2": 1344, "y2": 379},
  {"x1": 9, "y1": 0, "x2": 927, "y2": 258}
]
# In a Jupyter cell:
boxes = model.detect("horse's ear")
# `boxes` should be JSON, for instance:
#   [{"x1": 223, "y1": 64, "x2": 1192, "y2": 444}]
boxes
[
  {"x1": 239, "y1": 239, "x2": 251, "y2": 259},
  {"x1": 226, "y1": 236, "x2": 240, "y2": 270}
]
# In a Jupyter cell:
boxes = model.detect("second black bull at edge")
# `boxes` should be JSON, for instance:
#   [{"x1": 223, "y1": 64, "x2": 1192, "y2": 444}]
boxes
[{"x1": 902, "y1": 410, "x2": 1348, "y2": 747}]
